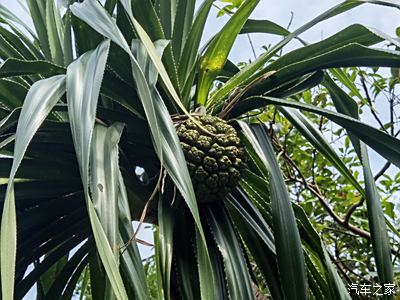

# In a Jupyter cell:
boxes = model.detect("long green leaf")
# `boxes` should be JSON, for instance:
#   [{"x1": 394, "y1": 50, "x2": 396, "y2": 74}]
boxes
[
  {"x1": 178, "y1": 0, "x2": 213, "y2": 105},
  {"x1": 43, "y1": 245, "x2": 89, "y2": 299},
  {"x1": 266, "y1": 71, "x2": 324, "y2": 99},
  {"x1": 131, "y1": 0, "x2": 165, "y2": 40},
  {"x1": 324, "y1": 75, "x2": 394, "y2": 297},
  {"x1": 158, "y1": 194, "x2": 175, "y2": 300},
  {"x1": 70, "y1": 1, "x2": 207, "y2": 249},
  {"x1": 239, "y1": 173, "x2": 272, "y2": 222},
  {"x1": 262, "y1": 24, "x2": 399, "y2": 75},
  {"x1": 248, "y1": 44, "x2": 400, "y2": 97},
  {"x1": 156, "y1": 0, "x2": 176, "y2": 38},
  {"x1": 240, "y1": 122, "x2": 308, "y2": 300},
  {"x1": 129, "y1": 0, "x2": 181, "y2": 92},
  {"x1": 154, "y1": 229, "x2": 164, "y2": 300},
  {"x1": 91, "y1": 123, "x2": 124, "y2": 255},
  {"x1": 89, "y1": 252, "x2": 107, "y2": 299},
  {"x1": 207, "y1": 0, "x2": 400, "y2": 107},
  {"x1": 91, "y1": 122, "x2": 125, "y2": 299},
  {"x1": 26, "y1": 0, "x2": 51, "y2": 59},
  {"x1": 130, "y1": 39, "x2": 215, "y2": 299},
  {"x1": 46, "y1": 0, "x2": 64, "y2": 65},
  {"x1": 0, "y1": 26, "x2": 36, "y2": 60},
  {"x1": 0, "y1": 58, "x2": 65, "y2": 78},
  {"x1": 240, "y1": 167, "x2": 349, "y2": 299},
  {"x1": 173, "y1": 212, "x2": 201, "y2": 300},
  {"x1": 0, "y1": 79, "x2": 28, "y2": 110},
  {"x1": 118, "y1": 173, "x2": 150, "y2": 300},
  {"x1": 70, "y1": 0, "x2": 157, "y2": 133},
  {"x1": 196, "y1": 0, "x2": 259, "y2": 106},
  {"x1": 0, "y1": 18, "x2": 43, "y2": 60},
  {"x1": 1, "y1": 74, "x2": 66, "y2": 300},
  {"x1": 323, "y1": 74, "x2": 361, "y2": 155},
  {"x1": 16, "y1": 231, "x2": 90, "y2": 299},
  {"x1": 118, "y1": 0, "x2": 189, "y2": 113},
  {"x1": 66, "y1": 39, "x2": 128, "y2": 300},
  {"x1": 227, "y1": 189, "x2": 275, "y2": 253},
  {"x1": 195, "y1": 227, "x2": 216, "y2": 300},
  {"x1": 236, "y1": 96, "x2": 400, "y2": 169},
  {"x1": 171, "y1": 0, "x2": 195, "y2": 61},
  {"x1": 207, "y1": 202, "x2": 254, "y2": 300},
  {"x1": 240, "y1": 19, "x2": 290, "y2": 36},
  {"x1": 0, "y1": 158, "x2": 78, "y2": 182},
  {"x1": 361, "y1": 144, "x2": 394, "y2": 299},
  {"x1": 63, "y1": 10, "x2": 74, "y2": 65},
  {"x1": 71, "y1": 11, "x2": 103, "y2": 56},
  {"x1": 227, "y1": 189, "x2": 284, "y2": 300},
  {"x1": 293, "y1": 203, "x2": 351, "y2": 300},
  {"x1": 0, "y1": 28, "x2": 26, "y2": 60}
]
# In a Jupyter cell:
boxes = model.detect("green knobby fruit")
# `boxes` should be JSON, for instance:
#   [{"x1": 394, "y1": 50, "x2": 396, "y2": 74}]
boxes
[{"x1": 177, "y1": 115, "x2": 246, "y2": 203}]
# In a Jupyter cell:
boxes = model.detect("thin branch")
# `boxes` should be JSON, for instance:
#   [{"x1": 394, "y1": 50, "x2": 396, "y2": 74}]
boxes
[
  {"x1": 279, "y1": 11, "x2": 294, "y2": 57},
  {"x1": 135, "y1": 238, "x2": 154, "y2": 247},
  {"x1": 344, "y1": 197, "x2": 365, "y2": 225},
  {"x1": 360, "y1": 72, "x2": 388, "y2": 133},
  {"x1": 370, "y1": 99, "x2": 400, "y2": 182},
  {"x1": 374, "y1": 161, "x2": 391, "y2": 181},
  {"x1": 308, "y1": 181, "x2": 370, "y2": 239},
  {"x1": 121, "y1": 165, "x2": 163, "y2": 253},
  {"x1": 268, "y1": 119, "x2": 400, "y2": 255},
  {"x1": 279, "y1": 147, "x2": 371, "y2": 239},
  {"x1": 392, "y1": 245, "x2": 400, "y2": 264},
  {"x1": 247, "y1": 34, "x2": 257, "y2": 60},
  {"x1": 286, "y1": 11, "x2": 294, "y2": 30},
  {"x1": 344, "y1": 122, "x2": 400, "y2": 224},
  {"x1": 219, "y1": 71, "x2": 275, "y2": 119},
  {"x1": 328, "y1": 251, "x2": 352, "y2": 283},
  {"x1": 390, "y1": 88, "x2": 395, "y2": 135}
]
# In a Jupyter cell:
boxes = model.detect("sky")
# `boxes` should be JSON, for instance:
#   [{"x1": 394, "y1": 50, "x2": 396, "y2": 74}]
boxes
[
  {"x1": 0, "y1": 0, "x2": 399, "y2": 299},
  {"x1": 209, "y1": 0, "x2": 399, "y2": 61}
]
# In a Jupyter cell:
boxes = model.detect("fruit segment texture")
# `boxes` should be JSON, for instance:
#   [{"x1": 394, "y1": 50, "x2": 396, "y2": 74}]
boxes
[{"x1": 177, "y1": 115, "x2": 246, "y2": 202}]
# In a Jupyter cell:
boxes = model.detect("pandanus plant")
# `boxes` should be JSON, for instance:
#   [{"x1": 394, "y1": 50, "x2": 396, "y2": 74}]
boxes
[{"x1": 0, "y1": 0, "x2": 400, "y2": 299}]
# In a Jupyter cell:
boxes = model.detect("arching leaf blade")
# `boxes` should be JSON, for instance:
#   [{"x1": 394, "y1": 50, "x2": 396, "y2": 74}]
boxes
[
  {"x1": 239, "y1": 122, "x2": 308, "y2": 300},
  {"x1": 1, "y1": 74, "x2": 66, "y2": 300},
  {"x1": 177, "y1": 0, "x2": 213, "y2": 88},
  {"x1": 323, "y1": 74, "x2": 394, "y2": 297},
  {"x1": 240, "y1": 19, "x2": 290, "y2": 36},
  {"x1": 207, "y1": 0, "x2": 400, "y2": 108},
  {"x1": 196, "y1": 0, "x2": 260, "y2": 106},
  {"x1": 361, "y1": 144, "x2": 394, "y2": 299},
  {"x1": 206, "y1": 202, "x2": 254, "y2": 300},
  {"x1": 236, "y1": 96, "x2": 400, "y2": 169},
  {"x1": 45, "y1": 0, "x2": 64, "y2": 65},
  {"x1": 90, "y1": 122, "x2": 125, "y2": 299},
  {"x1": 66, "y1": 39, "x2": 128, "y2": 300},
  {"x1": 0, "y1": 58, "x2": 65, "y2": 78},
  {"x1": 279, "y1": 107, "x2": 365, "y2": 198}
]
